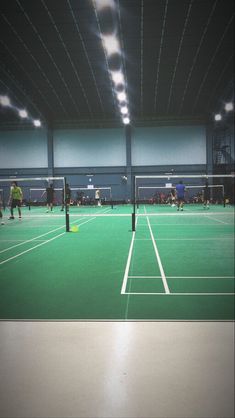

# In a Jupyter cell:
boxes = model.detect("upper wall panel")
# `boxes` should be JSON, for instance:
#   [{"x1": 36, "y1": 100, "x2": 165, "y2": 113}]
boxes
[
  {"x1": 132, "y1": 126, "x2": 206, "y2": 166},
  {"x1": 0, "y1": 130, "x2": 48, "y2": 169},
  {"x1": 54, "y1": 128, "x2": 126, "y2": 167}
]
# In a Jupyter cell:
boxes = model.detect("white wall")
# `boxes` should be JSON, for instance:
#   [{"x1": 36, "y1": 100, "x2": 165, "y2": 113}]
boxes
[
  {"x1": 54, "y1": 128, "x2": 126, "y2": 167},
  {"x1": 132, "y1": 126, "x2": 206, "y2": 166},
  {"x1": 0, "y1": 130, "x2": 48, "y2": 168}
]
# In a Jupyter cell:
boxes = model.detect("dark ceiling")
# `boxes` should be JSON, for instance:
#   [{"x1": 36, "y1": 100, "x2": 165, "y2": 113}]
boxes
[{"x1": 0, "y1": 0, "x2": 234, "y2": 128}]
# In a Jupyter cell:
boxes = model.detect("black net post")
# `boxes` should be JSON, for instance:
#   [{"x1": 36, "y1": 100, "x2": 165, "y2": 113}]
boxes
[
  {"x1": 28, "y1": 188, "x2": 31, "y2": 210},
  {"x1": 110, "y1": 188, "x2": 113, "y2": 209},
  {"x1": 64, "y1": 177, "x2": 70, "y2": 232},
  {"x1": 132, "y1": 175, "x2": 136, "y2": 231}
]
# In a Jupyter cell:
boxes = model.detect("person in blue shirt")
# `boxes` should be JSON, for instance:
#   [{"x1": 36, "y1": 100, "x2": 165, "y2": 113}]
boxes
[{"x1": 175, "y1": 180, "x2": 186, "y2": 211}]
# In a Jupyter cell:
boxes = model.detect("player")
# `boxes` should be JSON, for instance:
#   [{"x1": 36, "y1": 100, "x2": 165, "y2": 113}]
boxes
[
  {"x1": 175, "y1": 180, "x2": 186, "y2": 211},
  {"x1": 95, "y1": 189, "x2": 101, "y2": 206},
  {"x1": 8, "y1": 181, "x2": 23, "y2": 220},
  {"x1": 61, "y1": 183, "x2": 71, "y2": 211},
  {"x1": 42, "y1": 183, "x2": 54, "y2": 212},
  {"x1": 170, "y1": 188, "x2": 176, "y2": 207},
  {"x1": 203, "y1": 181, "x2": 210, "y2": 209}
]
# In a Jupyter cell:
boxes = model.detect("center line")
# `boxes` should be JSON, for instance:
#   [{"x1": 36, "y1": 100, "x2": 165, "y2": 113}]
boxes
[{"x1": 145, "y1": 212, "x2": 170, "y2": 294}]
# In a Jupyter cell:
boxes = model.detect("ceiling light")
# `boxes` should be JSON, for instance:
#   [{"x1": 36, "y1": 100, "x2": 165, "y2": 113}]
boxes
[
  {"x1": 102, "y1": 35, "x2": 120, "y2": 56},
  {"x1": 117, "y1": 92, "x2": 126, "y2": 102},
  {"x1": 111, "y1": 71, "x2": 124, "y2": 84},
  {"x1": 214, "y1": 114, "x2": 222, "y2": 121},
  {"x1": 18, "y1": 109, "x2": 28, "y2": 118},
  {"x1": 120, "y1": 106, "x2": 128, "y2": 114},
  {"x1": 0, "y1": 95, "x2": 11, "y2": 107},
  {"x1": 123, "y1": 117, "x2": 130, "y2": 125},
  {"x1": 94, "y1": 0, "x2": 116, "y2": 11},
  {"x1": 225, "y1": 102, "x2": 233, "y2": 112},
  {"x1": 33, "y1": 119, "x2": 41, "y2": 127}
]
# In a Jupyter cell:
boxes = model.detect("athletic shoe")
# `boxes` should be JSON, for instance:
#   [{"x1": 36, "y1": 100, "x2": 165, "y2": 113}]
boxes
[
  {"x1": 8, "y1": 216, "x2": 14, "y2": 219},
  {"x1": 171, "y1": 204, "x2": 176, "y2": 207},
  {"x1": 60, "y1": 209, "x2": 64, "y2": 211},
  {"x1": 1, "y1": 221, "x2": 4, "y2": 225},
  {"x1": 180, "y1": 208, "x2": 183, "y2": 211},
  {"x1": 19, "y1": 216, "x2": 22, "y2": 220}
]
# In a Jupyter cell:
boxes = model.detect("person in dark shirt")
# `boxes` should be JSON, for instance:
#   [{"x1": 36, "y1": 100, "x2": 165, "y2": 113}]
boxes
[{"x1": 42, "y1": 184, "x2": 54, "y2": 212}]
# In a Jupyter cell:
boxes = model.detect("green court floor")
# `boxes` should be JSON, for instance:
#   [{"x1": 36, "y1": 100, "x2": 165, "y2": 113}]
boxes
[{"x1": 0, "y1": 204, "x2": 234, "y2": 320}]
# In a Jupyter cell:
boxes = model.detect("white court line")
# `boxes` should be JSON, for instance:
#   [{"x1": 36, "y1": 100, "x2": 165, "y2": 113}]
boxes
[
  {"x1": 0, "y1": 207, "x2": 111, "y2": 255},
  {"x1": 0, "y1": 211, "x2": 110, "y2": 266},
  {"x1": 0, "y1": 239, "x2": 47, "y2": 242},
  {"x1": 0, "y1": 224, "x2": 67, "y2": 254},
  {"x1": 205, "y1": 215, "x2": 228, "y2": 224},
  {"x1": 0, "y1": 232, "x2": 66, "y2": 266},
  {"x1": 128, "y1": 275, "x2": 234, "y2": 279},
  {"x1": 136, "y1": 212, "x2": 234, "y2": 217},
  {"x1": 136, "y1": 237, "x2": 234, "y2": 241},
  {"x1": 20, "y1": 213, "x2": 130, "y2": 217},
  {"x1": 129, "y1": 275, "x2": 162, "y2": 278},
  {"x1": 136, "y1": 223, "x2": 234, "y2": 227},
  {"x1": 124, "y1": 292, "x2": 235, "y2": 296},
  {"x1": 145, "y1": 212, "x2": 170, "y2": 294},
  {"x1": 135, "y1": 238, "x2": 152, "y2": 240},
  {"x1": 121, "y1": 229, "x2": 136, "y2": 295}
]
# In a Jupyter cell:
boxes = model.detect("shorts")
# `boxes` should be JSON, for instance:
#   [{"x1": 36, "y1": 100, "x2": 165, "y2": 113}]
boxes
[
  {"x1": 47, "y1": 198, "x2": 53, "y2": 204},
  {"x1": 177, "y1": 196, "x2": 184, "y2": 201},
  {"x1": 11, "y1": 199, "x2": 21, "y2": 208}
]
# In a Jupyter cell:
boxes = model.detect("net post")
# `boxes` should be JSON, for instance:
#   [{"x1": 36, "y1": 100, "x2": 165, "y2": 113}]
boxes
[
  {"x1": 110, "y1": 188, "x2": 113, "y2": 209},
  {"x1": 28, "y1": 187, "x2": 31, "y2": 210},
  {"x1": 132, "y1": 175, "x2": 136, "y2": 231},
  {"x1": 64, "y1": 177, "x2": 70, "y2": 232}
]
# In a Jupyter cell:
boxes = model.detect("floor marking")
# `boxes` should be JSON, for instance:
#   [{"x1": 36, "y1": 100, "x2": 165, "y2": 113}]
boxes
[
  {"x1": 136, "y1": 223, "x2": 234, "y2": 226},
  {"x1": 135, "y1": 237, "x2": 234, "y2": 241},
  {"x1": 0, "y1": 208, "x2": 111, "y2": 255},
  {"x1": 135, "y1": 238, "x2": 152, "y2": 240},
  {"x1": 205, "y1": 215, "x2": 228, "y2": 224},
  {"x1": 128, "y1": 275, "x2": 235, "y2": 279},
  {"x1": 20, "y1": 213, "x2": 130, "y2": 217},
  {"x1": 136, "y1": 212, "x2": 234, "y2": 217},
  {"x1": 145, "y1": 207, "x2": 170, "y2": 294},
  {"x1": 129, "y1": 275, "x2": 162, "y2": 278},
  {"x1": 0, "y1": 224, "x2": 68, "y2": 254},
  {"x1": 124, "y1": 292, "x2": 235, "y2": 296},
  {"x1": 121, "y1": 229, "x2": 136, "y2": 295},
  {"x1": 0, "y1": 232, "x2": 66, "y2": 266},
  {"x1": 0, "y1": 239, "x2": 47, "y2": 242},
  {"x1": 0, "y1": 214, "x2": 106, "y2": 266},
  {"x1": 122, "y1": 212, "x2": 139, "y2": 319}
]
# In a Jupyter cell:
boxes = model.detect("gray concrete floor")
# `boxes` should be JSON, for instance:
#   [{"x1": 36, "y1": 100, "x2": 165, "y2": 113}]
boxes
[{"x1": 0, "y1": 321, "x2": 234, "y2": 418}]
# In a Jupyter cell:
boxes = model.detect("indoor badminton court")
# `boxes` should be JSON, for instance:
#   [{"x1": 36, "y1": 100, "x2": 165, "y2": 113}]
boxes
[{"x1": 0, "y1": 1, "x2": 234, "y2": 418}]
